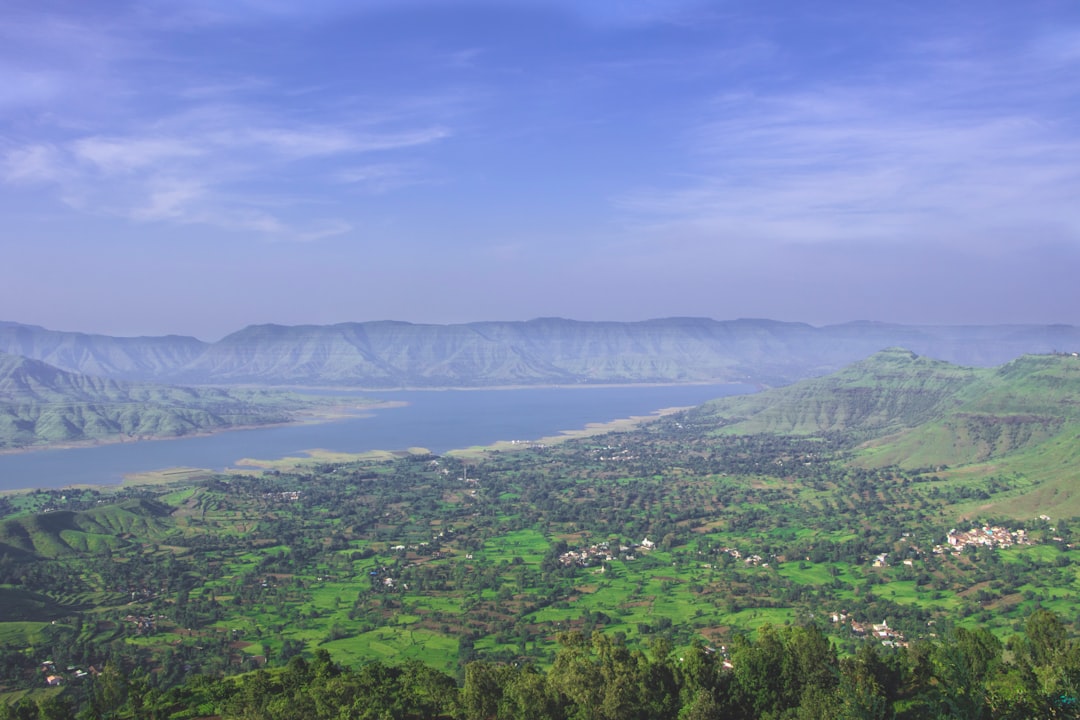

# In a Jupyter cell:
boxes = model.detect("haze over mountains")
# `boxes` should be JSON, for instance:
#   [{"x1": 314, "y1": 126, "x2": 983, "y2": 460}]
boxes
[
  {"x1": 2, "y1": 318, "x2": 1079, "y2": 388},
  {"x1": 0, "y1": 350, "x2": 333, "y2": 450}
]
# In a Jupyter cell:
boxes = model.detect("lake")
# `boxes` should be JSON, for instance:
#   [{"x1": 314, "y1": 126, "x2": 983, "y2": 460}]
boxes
[{"x1": 0, "y1": 384, "x2": 752, "y2": 491}]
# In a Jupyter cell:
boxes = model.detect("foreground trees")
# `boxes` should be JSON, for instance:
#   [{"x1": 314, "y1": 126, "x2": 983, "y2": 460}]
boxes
[{"x1": 5, "y1": 612, "x2": 1075, "y2": 719}]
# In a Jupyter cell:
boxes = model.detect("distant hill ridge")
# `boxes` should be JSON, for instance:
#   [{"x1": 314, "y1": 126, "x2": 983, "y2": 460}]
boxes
[
  {"x1": 687, "y1": 348, "x2": 983, "y2": 438},
  {"x1": 0, "y1": 349, "x2": 314, "y2": 450},
  {"x1": 689, "y1": 349, "x2": 1080, "y2": 481},
  {"x1": 2, "y1": 318, "x2": 1079, "y2": 388}
]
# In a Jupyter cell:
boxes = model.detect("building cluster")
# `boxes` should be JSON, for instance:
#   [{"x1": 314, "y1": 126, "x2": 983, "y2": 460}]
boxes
[
  {"x1": 128, "y1": 586, "x2": 158, "y2": 603},
  {"x1": 505, "y1": 439, "x2": 547, "y2": 449},
  {"x1": 264, "y1": 490, "x2": 301, "y2": 501},
  {"x1": 558, "y1": 538, "x2": 655, "y2": 567},
  {"x1": 830, "y1": 614, "x2": 907, "y2": 647},
  {"x1": 720, "y1": 547, "x2": 767, "y2": 566},
  {"x1": 702, "y1": 645, "x2": 734, "y2": 670},
  {"x1": 40, "y1": 660, "x2": 95, "y2": 687},
  {"x1": 123, "y1": 613, "x2": 161, "y2": 635},
  {"x1": 368, "y1": 565, "x2": 409, "y2": 592},
  {"x1": 935, "y1": 526, "x2": 1030, "y2": 554},
  {"x1": 592, "y1": 445, "x2": 639, "y2": 462}
]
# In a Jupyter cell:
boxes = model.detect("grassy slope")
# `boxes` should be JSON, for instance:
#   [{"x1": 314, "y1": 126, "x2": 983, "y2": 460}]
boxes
[
  {"x1": 691, "y1": 348, "x2": 982, "y2": 437},
  {"x1": 0, "y1": 351, "x2": 340, "y2": 449},
  {"x1": 0, "y1": 499, "x2": 174, "y2": 558},
  {"x1": 860, "y1": 354, "x2": 1080, "y2": 466},
  {"x1": 857, "y1": 355, "x2": 1080, "y2": 518},
  {"x1": 694, "y1": 350, "x2": 1080, "y2": 518}
]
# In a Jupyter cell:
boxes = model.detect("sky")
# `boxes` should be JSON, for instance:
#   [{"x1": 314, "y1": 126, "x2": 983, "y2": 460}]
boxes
[{"x1": 2, "y1": 0, "x2": 1080, "y2": 340}]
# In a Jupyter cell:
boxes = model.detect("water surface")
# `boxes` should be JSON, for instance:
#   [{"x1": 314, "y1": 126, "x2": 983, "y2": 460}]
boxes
[{"x1": 0, "y1": 384, "x2": 751, "y2": 491}]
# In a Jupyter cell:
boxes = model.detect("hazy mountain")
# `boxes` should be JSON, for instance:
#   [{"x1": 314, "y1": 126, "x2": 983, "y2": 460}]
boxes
[
  {"x1": 0, "y1": 321, "x2": 207, "y2": 381},
  {"x1": 0, "y1": 351, "x2": 319, "y2": 450},
  {"x1": 2, "y1": 318, "x2": 1079, "y2": 388}
]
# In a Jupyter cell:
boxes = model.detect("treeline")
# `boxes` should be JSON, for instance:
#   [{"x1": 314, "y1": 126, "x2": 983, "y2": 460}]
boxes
[{"x1": 5, "y1": 610, "x2": 1078, "y2": 719}]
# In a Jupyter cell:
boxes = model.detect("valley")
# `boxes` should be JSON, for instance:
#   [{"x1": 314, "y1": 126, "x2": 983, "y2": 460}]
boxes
[{"x1": 2, "y1": 350, "x2": 1080, "y2": 717}]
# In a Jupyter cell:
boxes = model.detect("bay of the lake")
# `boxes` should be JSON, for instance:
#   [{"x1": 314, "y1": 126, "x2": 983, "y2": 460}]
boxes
[{"x1": 0, "y1": 384, "x2": 753, "y2": 491}]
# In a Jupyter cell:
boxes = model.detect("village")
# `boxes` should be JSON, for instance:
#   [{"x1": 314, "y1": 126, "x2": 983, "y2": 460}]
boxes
[
  {"x1": 934, "y1": 525, "x2": 1031, "y2": 555},
  {"x1": 38, "y1": 660, "x2": 94, "y2": 688},
  {"x1": 829, "y1": 613, "x2": 908, "y2": 647},
  {"x1": 557, "y1": 537, "x2": 656, "y2": 567}
]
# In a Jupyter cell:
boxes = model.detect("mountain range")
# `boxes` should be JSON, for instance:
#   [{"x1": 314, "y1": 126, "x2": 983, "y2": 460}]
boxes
[{"x1": 3, "y1": 318, "x2": 1079, "y2": 388}]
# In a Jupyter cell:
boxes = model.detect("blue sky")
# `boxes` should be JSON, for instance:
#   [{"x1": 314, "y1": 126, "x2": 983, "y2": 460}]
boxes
[{"x1": 3, "y1": 0, "x2": 1079, "y2": 339}]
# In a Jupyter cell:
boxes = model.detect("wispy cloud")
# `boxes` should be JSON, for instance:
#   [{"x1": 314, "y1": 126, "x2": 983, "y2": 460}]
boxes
[
  {"x1": 0, "y1": 1, "x2": 460, "y2": 241},
  {"x1": 2, "y1": 144, "x2": 69, "y2": 184},
  {"x1": 73, "y1": 136, "x2": 206, "y2": 175},
  {"x1": 617, "y1": 35, "x2": 1080, "y2": 254},
  {"x1": 129, "y1": 179, "x2": 207, "y2": 221},
  {"x1": 2, "y1": 99, "x2": 449, "y2": 240},
  {"x1": 0, "y1": 8, "x2": 140, "y2": 117},
  {"x1": 242, "y1": 126, "x2": 450, "y2": 158},
  {"x1": 336, "y1": 163, "x2": 432, "y2": 194}
]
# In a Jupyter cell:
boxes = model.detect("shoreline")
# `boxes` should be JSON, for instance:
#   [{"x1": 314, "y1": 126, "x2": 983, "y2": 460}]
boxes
[
  {"x1": 0, "y1": 383, "x2": 742, "y2": 495},
  {"x1": 0, "y1": 403, "x2": 694, "y2": 496},
  {"x1": 0, "y1": 400, "x2": 406, "y2": 458},
  {"x1": 446, "y1": 405, "x2": 688, "y2": 458},
  {"x1": 223, "y1": 405, "x2": 692, "y2": 470},
  {"x1": 0, "y1": 381, "x2": 746, "y2": 459}
]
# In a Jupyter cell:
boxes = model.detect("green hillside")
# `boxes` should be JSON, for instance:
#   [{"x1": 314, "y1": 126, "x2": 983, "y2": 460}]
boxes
[
  {"x1": 0, "y1": 351, "x2": 354, "y2": 450},
  {"x1": 0, "y1": 499, "x2": 174, "y2": 559},
  {"x1": 689, "y1": 348, "x2": 982, "y2": 437},
  {"x1": 693, "y1": 350, "x2": 1079, "y2": 453},
  {"x1": 857, "y1": 354, "x2": 1080, "y2": 470},
  {"x1": 687, "y1": 349, "x2": 1080, "y2": 518}
]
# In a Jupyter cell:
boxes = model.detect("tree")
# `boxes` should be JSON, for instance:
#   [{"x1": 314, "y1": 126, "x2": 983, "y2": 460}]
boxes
[
  {"x1": 1025, "y1": 609, "x2": 1067, "y2": 668},
  {"x1": 401, "y1": 659, "x2": 458, "y2": 718},
  {"x1": 785, "y1": 624, "x2": 840, "y2": 703},
  {"x1": 462, "y1": 661, "x2": 508, "y2": 720},
  {"x1": 86, "y1": 661, "x2": 129, "y2": 719},
  {"x1": 730, "y1": 625, "x2": 787, "y2": 718},
  {"x1": 929, "y1": 629, "x2": 1000, "y2": 720},
  {"x1": 501, "y1": 666, "x2": 565, "y2": 720}
]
